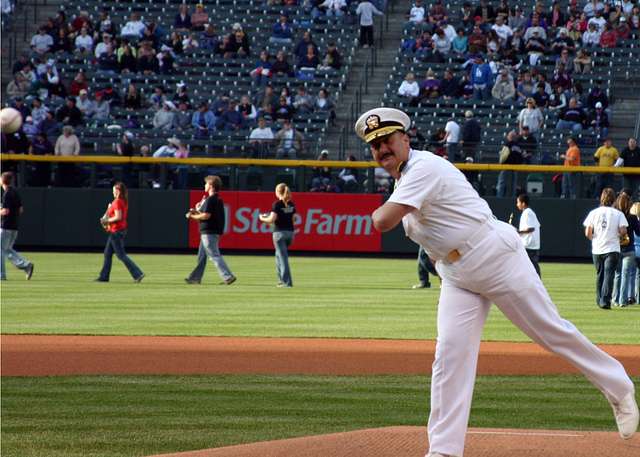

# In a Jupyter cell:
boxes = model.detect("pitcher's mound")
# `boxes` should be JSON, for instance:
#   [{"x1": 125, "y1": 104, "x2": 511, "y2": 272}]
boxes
[{"x1": 149, "y1": 426, "x2": 640, "y2": 457}]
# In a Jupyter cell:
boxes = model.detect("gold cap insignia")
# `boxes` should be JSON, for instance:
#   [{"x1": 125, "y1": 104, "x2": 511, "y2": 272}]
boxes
[{"x1": 366, "y1": 115, "x2": 380, "y2": 131}]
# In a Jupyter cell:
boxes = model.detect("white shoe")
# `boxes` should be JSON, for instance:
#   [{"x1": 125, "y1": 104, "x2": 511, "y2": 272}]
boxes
[
  {"x1": 610, "y1": 391, "x2": 639, "y2": 439},
  {"x1": 427, "y1": 453, "x2": 450, "y2": 457}
]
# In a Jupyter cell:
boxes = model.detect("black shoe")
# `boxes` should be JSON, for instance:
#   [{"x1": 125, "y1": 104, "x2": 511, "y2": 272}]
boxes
[
  {"x1": 601, "y1": 304, "x2": 611, "y2": 310},
  {"x1": 223, "y1": 276, "x2": 237, "y2": 285},
  {"x1": 412, "y1": 282, "x2": 431, "y2": 289},
  {"x1": 94, "y1": 278, "x2": 108, "y2": 282},
  {"x1": 25, "y1": 263, "x2": 34, "y2": 280},
  {"x1": 185, "y1": 278, "x2": 201, "y2": 285},
  {"x1": 134, "y1": 273, "x2": 145, "y2": 283}
]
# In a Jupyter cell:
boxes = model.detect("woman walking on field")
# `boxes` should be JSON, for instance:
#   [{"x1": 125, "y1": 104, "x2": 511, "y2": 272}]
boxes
[
  {"x1": 259, "y1": 183, "x2": 296, "y2": 287},
  {"x1": 96, "y1": 182, "x2": 145, "y2": 283}
]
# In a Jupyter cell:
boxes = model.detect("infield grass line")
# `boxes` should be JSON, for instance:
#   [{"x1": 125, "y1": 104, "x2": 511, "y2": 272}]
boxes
[{"x1": 1, "y1": 252, "x2": 639, "y2": 343}]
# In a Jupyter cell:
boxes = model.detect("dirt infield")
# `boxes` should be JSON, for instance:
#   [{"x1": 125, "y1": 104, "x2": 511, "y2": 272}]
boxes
[
  {"x1": 2, "y1": 335, "x2": 639, "y2": 457},
  {"x1": 2, "y1": 335, "x2": 640, "y2": 376},
  {"x1": 147, "y1": 426, "x2": 640, "y2": 457}
]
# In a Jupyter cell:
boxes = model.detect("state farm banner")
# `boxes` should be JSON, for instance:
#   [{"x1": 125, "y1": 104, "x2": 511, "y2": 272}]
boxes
[{"x1": 188, "y1": 191, "x2": 383, "y2": 252}]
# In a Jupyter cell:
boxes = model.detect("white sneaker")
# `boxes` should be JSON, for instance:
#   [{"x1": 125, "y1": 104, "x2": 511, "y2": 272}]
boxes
[
  {"x1": 427, "y1": 453, "x2": 450, "y2": 457},
  {"x1": 610, "y1": 391, "x2": 639, "y2": 439}
]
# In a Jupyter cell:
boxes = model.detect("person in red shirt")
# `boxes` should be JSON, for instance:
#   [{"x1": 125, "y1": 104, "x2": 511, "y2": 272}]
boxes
[
  {"x1": 96, "y1": 182, "x2": 145, "y2": 282},
  {"x1": 599, "y1": 23, "x2": 618, "y2": 48}
]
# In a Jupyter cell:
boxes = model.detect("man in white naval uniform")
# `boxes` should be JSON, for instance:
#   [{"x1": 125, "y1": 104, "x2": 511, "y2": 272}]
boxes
[{"x1": 354, "y1": 107, "x2": 638, "y2": 457}]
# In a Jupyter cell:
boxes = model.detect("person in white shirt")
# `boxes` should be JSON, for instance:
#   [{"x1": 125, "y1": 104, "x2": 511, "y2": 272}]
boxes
[
  {"x1": 355, "y1": 0, "x2": 384, "y2": 48},
  {"x1": 491, "y1": 16, "x2": 513, "y2": 44},
  {"x1": 408, "y1": 0, "x2": 426, "y2": 24},
  {"x1": 443, "y1": 117, "x2": 460, "y2": 162},
  {"x1": 121, "y1": 13, "x2": 146, "y2": 39},
  {"x1": 354, "y1": 107, "x2": 638, "y2": 457},
  {"x1": 517, "y1": 98, "x2": 544, "y2": 137},
  {"x1": 584, "y1": 187, "x2": 629, "y2": 309},
  {"x1": 588, "y1": 12, "x2": 607, "y2": 32},
  {"x1": 249, "y1": 117, "x2": 274, "y2": 158},
  {"x1": 516, "y1": 194, "x2": 541, "y2": 276},
  {"x1": 30, "y1": 28, "x2": 53, "y2": 55},
  {"x1": 74, "y1": 27, "x2": 93, "y2": 54},
  {"x1": 397, "y1": 72, "x2": 420, "y2": 100},
  {"x1": 94, "y1": 34, "x2": 112, "y2": 58},
  {"x1": 582, "y1": 22, "x2": 602, "y2": 47},
  {"x1": 319, "y1": 0, "x2": 346, "y2": 17}
]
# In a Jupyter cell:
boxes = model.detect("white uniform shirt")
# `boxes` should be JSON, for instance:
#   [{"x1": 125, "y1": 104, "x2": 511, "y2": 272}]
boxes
[
  {"x1": 388, "y1": 149, "x2": 493, "y2": 260},
  {"x1": 444, "y1": 120, "x2": 460, "y2": 144},
  {"x1": 519, "y1": 207, "x2": 541, "y2": 250},
  {"x1": 409, "y1": 6, "x2": 425, "y2": 23},
  {"x1": 583, "y1": 206, "x2": 628, "y2": 255}
]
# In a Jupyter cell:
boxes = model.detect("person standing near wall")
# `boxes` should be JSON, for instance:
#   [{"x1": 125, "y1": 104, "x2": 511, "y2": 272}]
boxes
[
  {"x1": 413, "y1": 246, "x2": 439, "y2": 289},
  {"x1": 355, "y1": 0, "x2": 384, "y2": 48},
  {"x1": 185, "y1": 175, "x2": 236, "y2": 285},
  {"x1": 583, "y1": 187, "x2": 628, "y2": 309},
  {"x1": 1, "y1": 172, "x2": 34, "y2": 281},
  {"x1": 96, "y1": 182, "x2": 145, "y2": 283},
  {"x1": 259, "y1": 183, "x2": 296, "y2": 287},
  {"x1": 516, "y1": 193, "x2": 541, "y2": 277}
]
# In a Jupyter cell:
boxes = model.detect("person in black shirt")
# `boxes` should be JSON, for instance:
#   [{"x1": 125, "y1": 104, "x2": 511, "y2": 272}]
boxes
[
  {"x1": 618, "y1": 138, "x2": 640, "y2": 199},
  {"x1": 496, "y1": 130, "x2": 524, "y2": 197},
  {"x1": 185, "y1": 175, "x2": 236, "y2": 285},
  {"x1": 1, "y1": 172, "x2": 34, "y2": 280},
  {"x1": 259, "y1": 183, "x2": 296, "y2": 287}
]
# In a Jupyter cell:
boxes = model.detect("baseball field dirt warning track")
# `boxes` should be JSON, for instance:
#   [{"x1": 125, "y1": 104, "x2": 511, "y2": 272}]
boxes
[{"x1": 2, "y1": 335, "x2": 639, "y2": 456}]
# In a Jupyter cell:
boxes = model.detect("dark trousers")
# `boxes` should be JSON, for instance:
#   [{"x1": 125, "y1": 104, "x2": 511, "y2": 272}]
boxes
[
  {"x1": 526, "y1": 248, "x2": 541, "y2": 277},
  {"x1": 595, "y1": 173, "x2": 614, "y2": 198},
  {"x1": 98, "y1": 230, "x2": 144, "y2": 281},
  {"x1": 418, "y1": 246, "x2": 438, "y2": 286},
  {"x1": 360, "y1": 25, "x2": 374, "y2": 46},
  {"x1": 592, "y1": 252, "x2": 620, "y2": 308}
]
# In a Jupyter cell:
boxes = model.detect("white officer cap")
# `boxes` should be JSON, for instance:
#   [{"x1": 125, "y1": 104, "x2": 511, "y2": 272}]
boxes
[{"x1": 354, "y1": 107, "x2": 411, "y2": 143}]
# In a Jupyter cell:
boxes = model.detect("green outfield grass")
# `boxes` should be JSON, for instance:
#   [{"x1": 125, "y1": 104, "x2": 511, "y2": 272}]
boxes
[
  {"x1": 1, "y1": 374, "x2": 633, "y2": 457},
  {"x1": 1, "y1": 252, "x2": 639, "y2": 343}
]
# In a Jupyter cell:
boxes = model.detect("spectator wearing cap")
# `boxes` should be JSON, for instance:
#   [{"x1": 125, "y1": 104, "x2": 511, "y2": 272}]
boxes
[
  {"x1": 93, "y1": 92, "x2": 111, "y2": 122},
  {"x1": 95, "y1": 9, "x2": 118, "y2": 39},
  {"x1": 94, "y1": 33, "x2": 113, "y2": 59},
  {"x1": 356, "y1": 0, "x2": 384, "y2": 48},
  {"x1": 275, "y1": 119, "x2": 305, "y2": 159},
  {"x1": 56, "y1": 97, "x2": 83, "y2": 127},
  {"x1": 551, "y1": 28, "x2": 575, "y2": 55},
  {"x1": 30, "y1": 28, "x2": 53, "y2": 56},
  {"x1": 518, "y1": 126, "x2": 538, "y2": 164},
  {"x1": 525, "y1": 29, "x2": 546, "y2": 66},
  {"x1": 532, "y1": 83, "x2": 550, "y2": 109},
  {"x1": 587, "y1": 80, "x2": 609, "y2": 112},
  {"x1": 615, "y1": 16, "x2": 631, "y2": 40},
  {"x1": 191, "y1": 4, "x2": 208, "y2": 31},
  {"x1": 470, "y1": 54, "x2": 493, "y2": 100},
  {"x1": 589, "y1": 102, "x2": 610, "y2": 140},
  {"x1": 491, "y1": 68, "x2": 515, "y2": 101},
  {"x1": 461, "y1": 110, "x2": 482, "y2": 161},
  {"x1": 191, "y1": 102, "x2": 216, "y2": 137},
  {"x1": 149, "y1": 86, "x2": 166, "y2": 111},
  {"x1": 517, "y1": 98, "x2": 543, "y2": 138},
  {"x1": 174, "y1": 4, "x2": 192, "y2": 31},
  {"x1": 560, "y1": 137, "x2": 581, "y2": 199},
  {"x1": 172, "y1": 101, "x2": 192, "y2": 131},
  {"x1": 467, "y1": 24, "x2": 487, "y2": 54},
  {"x1": 76, "y1": 89, "x2": 95, "y2": 118},
  {"x1": 594, "y1": 138, "x2": 620, "y2": 196},
  {"x1": 618, "y1": 138, "x2": 640, "y2": 198},
  {"x1": 153, "y1": 101, "x2": 176, "y2": 130},
  {"x1": 270, "y1": 13, "x2": 294, "y2": 45}
]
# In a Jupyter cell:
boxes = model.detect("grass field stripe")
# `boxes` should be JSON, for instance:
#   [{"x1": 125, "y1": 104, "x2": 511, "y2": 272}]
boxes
[{"x1": 468, "y1": 431, "x2": 584, "y2": 437}]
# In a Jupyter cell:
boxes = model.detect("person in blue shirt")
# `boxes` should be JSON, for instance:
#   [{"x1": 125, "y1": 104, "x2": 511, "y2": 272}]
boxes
[
  {"x1": 270, "y1": 14, "x2": 293, "y2": 45},
  {"x1": 191, "y1": 102, "x2": 216, "y2": 138},
  {"x1": 469, "y1": 54, "x2": 493, "y2": 100}
]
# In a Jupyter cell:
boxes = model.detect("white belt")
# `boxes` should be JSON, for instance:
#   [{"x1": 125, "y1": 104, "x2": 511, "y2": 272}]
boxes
[{"x1": 444, "y1": 218, "x2": 496, "y2": 263}]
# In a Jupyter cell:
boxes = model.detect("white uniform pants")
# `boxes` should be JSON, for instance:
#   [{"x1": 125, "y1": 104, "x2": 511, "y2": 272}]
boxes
[{"x1": 428, "y1": 220, "x2": 634, "y2": 457}]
